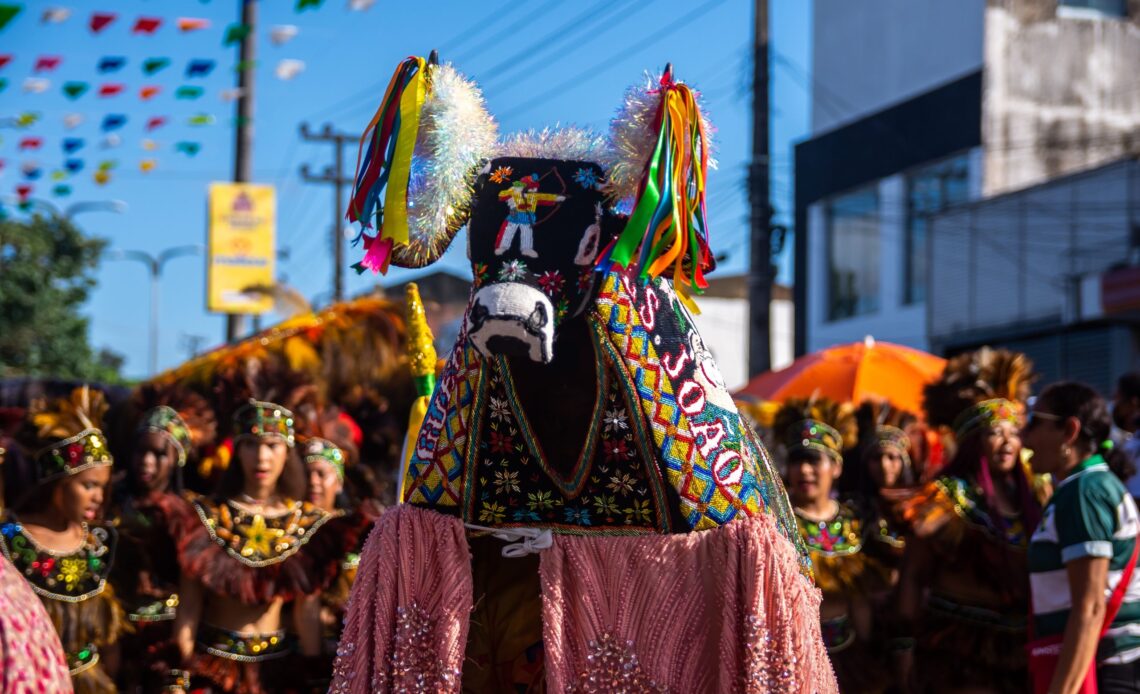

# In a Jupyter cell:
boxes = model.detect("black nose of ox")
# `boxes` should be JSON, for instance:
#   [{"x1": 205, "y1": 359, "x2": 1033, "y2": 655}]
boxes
[{"x1": 466, "y1": 283, "x2": 554, "y2": 363}]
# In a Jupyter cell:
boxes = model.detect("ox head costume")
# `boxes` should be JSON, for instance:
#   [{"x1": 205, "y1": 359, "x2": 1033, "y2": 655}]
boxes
[{"x1": 331, "y1": 55, "x2": 838, "y2": 694}]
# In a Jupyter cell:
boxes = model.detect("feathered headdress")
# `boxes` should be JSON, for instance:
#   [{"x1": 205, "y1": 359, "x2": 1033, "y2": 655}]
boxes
[
  {"x1": 923, "y1": 347, "x2": 1036, "y2": 439},
  {"x1": 855, "y1": 399, "x2": 918, "y2": 472},
  {"x1": 130, "y1": 383, "x2": 217, "y2": 468},
  {"x1": 773, "y1": 397, "x2": 858, "y2": 462},
  {"x1": 20, "y1": 386, "x2": 113, "y2": 485}
]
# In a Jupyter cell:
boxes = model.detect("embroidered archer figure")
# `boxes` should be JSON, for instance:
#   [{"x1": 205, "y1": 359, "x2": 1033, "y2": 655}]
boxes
[{"x1": 495, "y1": 173, "x2": 566, "y2": 258}]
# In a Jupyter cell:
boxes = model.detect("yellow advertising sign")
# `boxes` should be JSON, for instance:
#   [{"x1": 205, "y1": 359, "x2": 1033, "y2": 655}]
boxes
[{"x1": 207, "y1": 182, "x2": 275, "y2": 314}]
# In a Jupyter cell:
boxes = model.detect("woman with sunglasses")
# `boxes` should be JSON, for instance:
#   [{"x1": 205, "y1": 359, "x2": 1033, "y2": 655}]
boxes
[
  {"x1": 1022, "y1": 382, "x2": 1140, "y2": 693},
  {"x1": 894, "y1": 347, "x2": 1042, "y2": 693}
]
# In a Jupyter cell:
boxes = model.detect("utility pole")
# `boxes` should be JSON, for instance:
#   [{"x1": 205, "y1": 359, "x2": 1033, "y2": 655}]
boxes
[
  {"x1": 227, "y1": 0, "x2": 256, "y2": 343},
  {"x1": 299, "y1": 124, "x2": 357, "y2": 303},
  {"x1": 747, "y1": 0, "x2": 773, "y2": 377}
]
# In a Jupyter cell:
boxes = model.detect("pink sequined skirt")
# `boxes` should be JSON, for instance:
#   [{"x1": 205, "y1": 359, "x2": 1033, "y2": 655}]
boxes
[{"x1": 330, "y1": 505, "x2": 837, "y2": 694}]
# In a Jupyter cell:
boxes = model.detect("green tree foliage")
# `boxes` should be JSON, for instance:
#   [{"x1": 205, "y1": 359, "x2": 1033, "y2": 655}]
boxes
[{"x1": 0, "y1": 214, "x2": 124, "y2": 382}]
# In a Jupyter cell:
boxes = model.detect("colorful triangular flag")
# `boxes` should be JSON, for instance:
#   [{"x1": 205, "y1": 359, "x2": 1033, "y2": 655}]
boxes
[
  {"x1": 23, "y1": 77, "x2": 49, "y2": 93},
  {"x1": 63, "y1": 113, "x2": 83, "y2": 128},
  {"x1": 101, "y1": 114, "x2": 126, "y2": 131},
  {"x1": 234, "y1": 60, "x2": 258, "y2": 73},
  {"x1": 50, "y1": 169, "x2": 66, "y2": 181},
  {"x1": 52, "y1": 184, "x2": 71, "y2": 196},
  {"x1": 98, "y1": 56, "x2": 126, "y2": 73},
  {"x1": 0, "y1": 4, "x2": 22, "y2": 32},
  {"x1": 101, "y1": 134, "x2": 121, "y2": 149},
  {"x1": 142, "y1": 57, "x2": 170, "y2": 75},
  {"x1": 223, "y1": 23, "x2": 250, "y2": 46},
  {"x1": 139, "y1": 159, "x2": 156, "y2": 172},
  {"x1": 177, "y1": 17, "x2": 209, "y2": 32},
  {"x1": 98, "y1": 83, "x2": 124, "y2": 97},
  {"x1": 62, "y1": 138, "x2": 83, "y2": 154},
  {"x1": 97, "y1": 160, "x2": 116, "y2": 171},
  {"x1": 141, "y1": 139, "x2": 158, "y2": 151},
  {"x1": 175, "y1": 141, "x2": 201, "y2": 156},
  {"x1": 62, "y1": 81, "x2": 87, "y2": 99},
  {"x1": 34, "y1": 56, "x2": 61, "y2": 72},
  {"x1": 176, "y1": 85, "x2": 204, "y2": 100},
  {"x1": 296, "y1": 0, "x2": 324, "y2": 10},
  {"x1": 186, "y1": 59, "x2": 215, "y2": 78},
  {"x1": 220, "y1": 88, "x2": 243, "y2": 102},
  {"x1": 41, "y1": 7, "x2": 70, "y2": 24},
  {"x1": 348, "y1": 0, "x2": 376, "y2": 9},
  {"x1": 0, "y1": 78, "x2": 7, "y2": 93},
  {"x1": 64, "y1": 158, "x2": 83, "y2": 173},
  {"x1": 89, "y1": 11, "x2": 115, "y2": 34},
  {"x1": 18, "y1": 137, "x2": 42, "y2": 151},
  {"x1": 269, "y1": 24, "x2": 298, "y2": 46},
  {"x1": 139, "y1": 85, "x2": 160, "y2": 100},
  {"x1": 132, "y1": 17, "x2": 161, "y2": 34},
  {"x1": 275, "y1": 59, "x2": 304, "y2": 80},
  {"x1": 188, "y1": 113, "x2": 215, "y2": 126},
  {"x1": 145, "y1": 116, "x2": 167, "y2": 131},
  {"x1": 93, "y1": 169, "x2": 110, "y2": 185},
  {"x1": 15, "y1": 112, "x2": 38, "y2": 127},
  {"x1": 21, "y1": 162, "x2": 42, "y2": 180},
  {"x1": 15, "y1": 183, "x2": 33, "y2": 199},
  {"x1": 0, "y1": 55, "x2": 10, "y2": 70}
]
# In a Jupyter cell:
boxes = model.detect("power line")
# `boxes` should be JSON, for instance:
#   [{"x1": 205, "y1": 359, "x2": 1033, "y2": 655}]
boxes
[{"x1": 496, "y1": 0, "x2": 730, "y2": 122}]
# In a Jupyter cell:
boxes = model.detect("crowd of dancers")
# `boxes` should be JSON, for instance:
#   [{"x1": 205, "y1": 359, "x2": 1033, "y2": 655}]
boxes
[{"x1": 1, "y1": 344, "x2": 1138, "y2": 693}]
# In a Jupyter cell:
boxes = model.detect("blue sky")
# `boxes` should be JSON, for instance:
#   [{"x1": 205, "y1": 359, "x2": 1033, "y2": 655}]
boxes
[{"x1": 0, "y1": 0, "x2": 812, "y2": 378}]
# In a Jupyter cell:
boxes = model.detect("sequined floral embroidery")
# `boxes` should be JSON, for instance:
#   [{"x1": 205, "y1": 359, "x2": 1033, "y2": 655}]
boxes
[
  {"x1": 0, "y1": 519, "x2": 112, "y2": 602},
  {"x1": 465, "y1": 333, "x2": 668, "y2": 533},
  {"x1": 795, "y1": 504, "x2": 862, "y2": 557},
  {"x1": 191, "y1": 496, "x2": 337, "y2": 567},
  {"x1": 568, "y1": 632, "x2": 665, "y2": 693},
  {"x1": 376, "y1": 602, "x2": 460, "y2": 693}
]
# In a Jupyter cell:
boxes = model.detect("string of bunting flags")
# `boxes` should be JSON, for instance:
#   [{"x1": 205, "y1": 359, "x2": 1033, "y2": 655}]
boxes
[{"x1": 0, "y1": 0, "x2": 355, "y2": 201}]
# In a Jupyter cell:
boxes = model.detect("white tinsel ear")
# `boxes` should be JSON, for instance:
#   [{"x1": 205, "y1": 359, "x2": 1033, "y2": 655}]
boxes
[
  {"x1": 604, "y1": 71, "x2": 716, "y2": 202},
  {"x1": 395, "y1": 63, "x2": 498, "y2": 268},
  {"x1": 497, "y1": 127, "x2": 608, "y2": 162}
]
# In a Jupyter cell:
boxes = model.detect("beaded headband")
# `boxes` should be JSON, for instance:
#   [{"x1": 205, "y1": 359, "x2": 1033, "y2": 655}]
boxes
[
  {"x1": 139, "y1": 406, "x2": 192, "y2": 468},
  {"x1": 232, "y1": 400, "x2": 295, "y2": 447},
  {"x1": 33, "y1": 428, "x2": 113, "y2": 484},
  {"x1": 788, "y1": 419, "x2": 844, "y2": 460},
  {"x1": 301, "y1": 437, "x2": 346, "y2": 481},
  {"x1": 952, "y1": 398, "x2": 1020, "y2": 440},
  {"x1": 874, "y1": 425, "x2": 913, "y2": 469}
]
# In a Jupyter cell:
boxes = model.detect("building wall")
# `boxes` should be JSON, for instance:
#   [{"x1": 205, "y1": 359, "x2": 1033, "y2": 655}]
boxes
[
  {"x1": 929, "y1": 158, "x2": 1140, "y2": 351},
  {"x1": 812, "y1": 0, "x2": 985, "y2": 133},
  {"x1": 984, "y1": 0, "x2": 1140, "y2": 194},
  {"x1": 689, "y1": 295, "x2": 794, "y2": 391},
  {"x1": 806, "y1": 177, "x2": 928, "y2": 352}
]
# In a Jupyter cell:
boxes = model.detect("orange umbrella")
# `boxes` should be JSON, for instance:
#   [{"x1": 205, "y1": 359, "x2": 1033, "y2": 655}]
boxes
[{"x1": 734, "y1": 337, "x2": 946, "y2": 416}]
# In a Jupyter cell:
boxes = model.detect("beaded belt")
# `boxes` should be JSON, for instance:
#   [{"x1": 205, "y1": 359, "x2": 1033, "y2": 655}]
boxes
[
  {"x1": 198, "y1": 624, "x2": 291, "y2": 663},
  {"x1": 820, "y1": 614, "x2": 855, "y2": 653},
  {"x1": 129, "y1": 594, "x2": 179, "y2": 623},
  {"x1": 68, "y1": 643, "x2": 99, "y2": 675}
]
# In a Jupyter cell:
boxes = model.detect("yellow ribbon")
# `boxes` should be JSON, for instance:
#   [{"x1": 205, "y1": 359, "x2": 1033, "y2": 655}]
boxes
[{"x1": 382, "y1": 57, "x2": 429, "y2": 247}]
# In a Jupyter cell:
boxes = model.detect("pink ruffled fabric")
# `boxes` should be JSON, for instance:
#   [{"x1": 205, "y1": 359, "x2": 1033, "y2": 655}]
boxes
[
  {"x1": 331, "y1": 506, "x2": 836, "y2": 694},
  {"x1": 329, "y1": 505, "x2": 472, "y2": 694},
  {"x1": 0, "y1": 554, "x2": 74, "y2": 693},
  {"x1": 540, "y1": 514, "x2": 838, "y2": 694}
]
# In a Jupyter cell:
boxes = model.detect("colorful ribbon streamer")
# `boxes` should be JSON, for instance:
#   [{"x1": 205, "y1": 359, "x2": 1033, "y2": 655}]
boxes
[
  {"x1": 347, "y1": 55, "x2": 431, "y2": 274},
  {"x1": 596, "y1": 71, "x2": 711, "y2": 312}
]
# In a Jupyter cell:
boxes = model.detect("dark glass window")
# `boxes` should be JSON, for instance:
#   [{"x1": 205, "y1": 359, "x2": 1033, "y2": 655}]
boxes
[
  {"x1": 826, "y1": 186, "x2": 880, "y2": 321},
  {"x1": 905, "y1": 154, "x2": 970, "y2": 305}
]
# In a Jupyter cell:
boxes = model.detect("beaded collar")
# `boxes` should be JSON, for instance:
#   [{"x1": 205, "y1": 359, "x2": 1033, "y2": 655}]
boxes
[
  {"x1": 0, "y1": 518, "x2": 113, "y2": 602},
  {"x1": 935, "y1": 477, "x2": 1028, "y2": 548},
  {"x1": 191, "y1": 496, "x2": 337, "y2": 568},
  {"x1": 794, "y1": 503, "x2": 863, "y2": 557}
]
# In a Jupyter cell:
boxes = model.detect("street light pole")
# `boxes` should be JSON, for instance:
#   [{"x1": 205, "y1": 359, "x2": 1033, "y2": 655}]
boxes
[
  {"x1": 109, "y1": 245, "x2": 203, "y2": 376},
  {"x1": 1, "y1": 196, "x2": 128, "y2": 221}
]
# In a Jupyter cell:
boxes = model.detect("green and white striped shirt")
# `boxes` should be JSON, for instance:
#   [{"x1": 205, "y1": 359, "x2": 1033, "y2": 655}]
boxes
[{"x1": 1028, "y1": 455, "x2": 1140, "y2": 664}]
